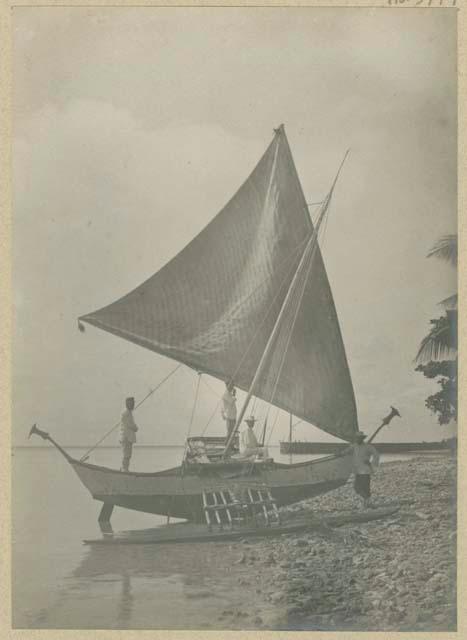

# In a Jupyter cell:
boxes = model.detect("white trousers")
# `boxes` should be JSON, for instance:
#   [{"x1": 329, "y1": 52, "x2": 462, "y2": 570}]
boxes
[{"x1": 243, "y1": 446, "x2": 269, "y2": 459}]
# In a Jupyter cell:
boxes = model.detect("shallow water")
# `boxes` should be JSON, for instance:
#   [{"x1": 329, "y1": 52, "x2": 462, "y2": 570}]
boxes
[{"x1": 11, "y1": 445, "x2": 429, "y2": 629}]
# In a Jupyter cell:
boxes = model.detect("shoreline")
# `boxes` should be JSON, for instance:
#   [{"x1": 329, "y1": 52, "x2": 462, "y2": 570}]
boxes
[
  {"x1": 209, "y1": 453, "x2": 457, "y2": 631},
  {"x1": 13, "y1": 452, "x2": 457, "y2": 630}
]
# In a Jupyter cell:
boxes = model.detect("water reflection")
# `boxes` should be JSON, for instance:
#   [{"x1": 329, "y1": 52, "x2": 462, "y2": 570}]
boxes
[
  {"x1": 74, "y1": 537, "x2": 236, "y2": 581},
  {"x1": 60, "y1": 535, "x2": 252, "y2": 629},
  {"x1": 116, "y1": 573, "x2": 134, "y2": 629}
]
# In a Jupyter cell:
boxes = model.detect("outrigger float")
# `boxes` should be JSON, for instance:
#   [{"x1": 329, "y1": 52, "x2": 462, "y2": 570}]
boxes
[
  {"x1": 83, "y1": 506, "x2": 401, "y2": 545},
  {"x1": 30, "y1": 125, "x2": 401, "y2": 536}
]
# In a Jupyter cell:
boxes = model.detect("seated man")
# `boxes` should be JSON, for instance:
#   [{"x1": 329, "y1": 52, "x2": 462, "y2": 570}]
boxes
[{"x1": 240, "y1": 416, "x2": 269, "y2": 460}]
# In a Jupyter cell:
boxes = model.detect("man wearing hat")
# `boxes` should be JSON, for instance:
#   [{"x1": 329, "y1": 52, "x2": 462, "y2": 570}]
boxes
[
  {"x1": 240, "y1": 416, "x2": 269, "y2": 460},
  {"x1": 120, "y1": 397, "x2": 139, "y2": 472},
  {"x1": 352, "y1": 431, "x2": 380, "y2": 509}
]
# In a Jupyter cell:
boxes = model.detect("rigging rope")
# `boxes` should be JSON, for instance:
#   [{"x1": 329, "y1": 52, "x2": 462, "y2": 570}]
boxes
[
  {"x1": 199, "y1": 376, "x2": 222, "y2": 399},
  {"x1": 79, "y1": 363, "x2": 182, "y2": 462},
  {"x1": 186, "y1": 373, "x2": 202, "y2": 438},
  {"x1": 180, "y1": 367, "x2": 223, "y2": 437},
  {"x1": 244, "y1": 406, "x2": 280, "y2": 478},
  {"x1": 200, "y1": 398, "x2": 223, "y2": 436},
  {"x1": 251, "y1": 395, "x2": 258, "y2": 415},
  {"x1": 180, "y1": 371, "x2": 202, "y2": 470},
  {"x1": 265, "y1": 406, "x2": 281, "y2": 445}
]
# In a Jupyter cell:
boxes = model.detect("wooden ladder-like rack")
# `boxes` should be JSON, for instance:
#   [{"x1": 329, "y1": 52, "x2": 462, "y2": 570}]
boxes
[{"x1": 202, "y1": 485, "x2": 280, "y2": 531}]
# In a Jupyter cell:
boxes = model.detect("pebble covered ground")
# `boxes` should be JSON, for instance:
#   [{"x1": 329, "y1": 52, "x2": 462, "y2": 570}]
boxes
[{"x1": 214, "y1": 454, "x2": 456, "y2": 631}]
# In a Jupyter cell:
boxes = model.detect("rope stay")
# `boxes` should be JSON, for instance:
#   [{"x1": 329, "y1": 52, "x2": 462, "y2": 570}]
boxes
[
  {"x1": 251, "y1": 395, "x2": 258, "y2": 415},
  {"x1": 79, "y1": 363, "x2": 182, "y2": 462},
  {"x1": 199, "y1": 375, "x2": 222, "y2": 399},
  {"x1": 265, "y1": 406, "x2": 281, "y2": 445},
  {"x1": 200, "y1": 399, "x2": 223, "y2": 436},
  {"x1": 186, "y1": 372, "x2": 202, "y2": 438}
]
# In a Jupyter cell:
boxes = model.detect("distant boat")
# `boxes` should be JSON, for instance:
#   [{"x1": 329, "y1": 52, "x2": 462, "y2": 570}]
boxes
[
  {"x1": 280, "y1": 440, "x2": 455, "y2": 455},
  {"x1": 30, "y1": 125, "x2": 399, "y2": 524}
]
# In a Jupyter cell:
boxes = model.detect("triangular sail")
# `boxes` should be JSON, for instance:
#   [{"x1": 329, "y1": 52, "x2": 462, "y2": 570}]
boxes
[{"x1": 80, "y1": 127, "x2": 358, "y2": 441}]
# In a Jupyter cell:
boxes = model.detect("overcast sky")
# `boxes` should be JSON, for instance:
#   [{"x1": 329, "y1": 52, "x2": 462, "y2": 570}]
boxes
[{"x1": 12, "y1": 7, "x2": 457, "y2": 448}]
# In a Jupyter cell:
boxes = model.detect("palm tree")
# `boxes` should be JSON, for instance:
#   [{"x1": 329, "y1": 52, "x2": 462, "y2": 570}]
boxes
[
  {"x1": 426, "y1": 234, "x2": 457, "y2": 267},
  {"x1": 415, "y1": 234, "x2": 457, "y2": 363},
  {"x1": 415, "y1": 311, "x2": 457, "y2": 363}
]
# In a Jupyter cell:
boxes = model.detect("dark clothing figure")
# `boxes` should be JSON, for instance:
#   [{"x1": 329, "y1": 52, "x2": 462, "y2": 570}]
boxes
[
  {"x1": 354, "y1": 473, "x2": 371, "y2": 499},
  {"x1": 351, "y1": 431, "x2": 379, "y2": 508}
]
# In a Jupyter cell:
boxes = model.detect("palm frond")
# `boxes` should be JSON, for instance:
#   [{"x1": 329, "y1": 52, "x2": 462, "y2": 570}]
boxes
[
  {"x1": 427, "y1": 235, "x2": 457, "y2": 266},
  {"x1": 438, "y1": 293, "x2": 458, "y2": 310},
  {"x1": 415, "y1": 313, "x2": 457, "y2": 364},
  {"x1": 416, "y1": 334, "x2": 456, "y2": 364}
]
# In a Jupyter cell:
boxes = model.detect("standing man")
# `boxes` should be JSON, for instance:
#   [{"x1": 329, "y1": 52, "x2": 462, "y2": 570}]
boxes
[
  {"x1": 351, "y1": 431, "x2": 380, "y2": 509},
  {"x1": 240, "y1": 416, "x2": 269, "y2": 459},
  {"x1": 222, "y1": 381, "x2": 237, "y2": 437},
  {"x1": 120, "y1": 397, "x2": 138, "y2": 472}
]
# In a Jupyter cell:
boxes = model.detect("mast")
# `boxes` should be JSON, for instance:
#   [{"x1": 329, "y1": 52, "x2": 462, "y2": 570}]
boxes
[
  {"x1": 223, "y1": 150, "x2": 350, "y2": 456},
  {"x1": 289, "y1": 413, "x2": 293, "y2": 445}
]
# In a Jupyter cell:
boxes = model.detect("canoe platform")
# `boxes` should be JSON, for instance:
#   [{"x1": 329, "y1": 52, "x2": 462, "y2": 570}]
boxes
[{"x1": 83, "y1": 506, "x2": 400, "y2": 545}]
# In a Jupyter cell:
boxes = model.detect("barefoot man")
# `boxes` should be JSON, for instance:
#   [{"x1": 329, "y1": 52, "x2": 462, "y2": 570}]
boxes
[
  {"x1": 120, "y1": 397, "x2": 138, "y2": 472},
  {"x1": 221, "y1": 381, "x2": 237, "y2": 437},
  {"x1": 352, "y1": 431, "x2": 380, "y2": 509}
]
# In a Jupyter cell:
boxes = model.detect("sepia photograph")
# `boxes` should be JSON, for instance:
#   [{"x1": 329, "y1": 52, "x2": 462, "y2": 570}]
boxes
[{"x1": 10, "y1": 4, "x2": 458, "y2": 632}]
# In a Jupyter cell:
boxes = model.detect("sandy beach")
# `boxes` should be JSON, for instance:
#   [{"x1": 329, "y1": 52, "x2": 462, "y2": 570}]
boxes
[
  {"x1": 203, "y1": 453, "x2": 457, "y2": 631},
  {"x1": 12, "y1": 450, "x2": 456, "y2": 630}
]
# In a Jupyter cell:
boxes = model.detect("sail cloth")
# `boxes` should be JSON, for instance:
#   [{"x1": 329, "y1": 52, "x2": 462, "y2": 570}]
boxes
[{"x1": 80, "y1": 126, "x2": 359, "y2": 441}]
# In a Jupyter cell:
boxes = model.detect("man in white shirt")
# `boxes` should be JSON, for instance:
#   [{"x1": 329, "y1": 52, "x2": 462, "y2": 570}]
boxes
[
  {"x1": 120, "y1": 397, "x2": 139, "y2": 472},
  {"x1": 351, "y1": 431, "x2": 380, "y2": 509},
  {"x1": 240, "y1": 416, "x2": 269, "y2": 460},
  {"x1": 221, "y1": 381, "x2": 237, "y2": 437}
]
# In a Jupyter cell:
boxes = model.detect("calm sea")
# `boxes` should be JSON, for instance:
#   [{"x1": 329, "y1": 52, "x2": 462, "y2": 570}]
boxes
[{"x1": 11, "y1": 445, "x2": 424, "y2": 629}]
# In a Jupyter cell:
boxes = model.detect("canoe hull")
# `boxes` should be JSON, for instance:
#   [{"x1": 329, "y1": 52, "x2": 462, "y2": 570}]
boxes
[{"x1": 70, "y1": 453, "x2": 353, "y2": 521}]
